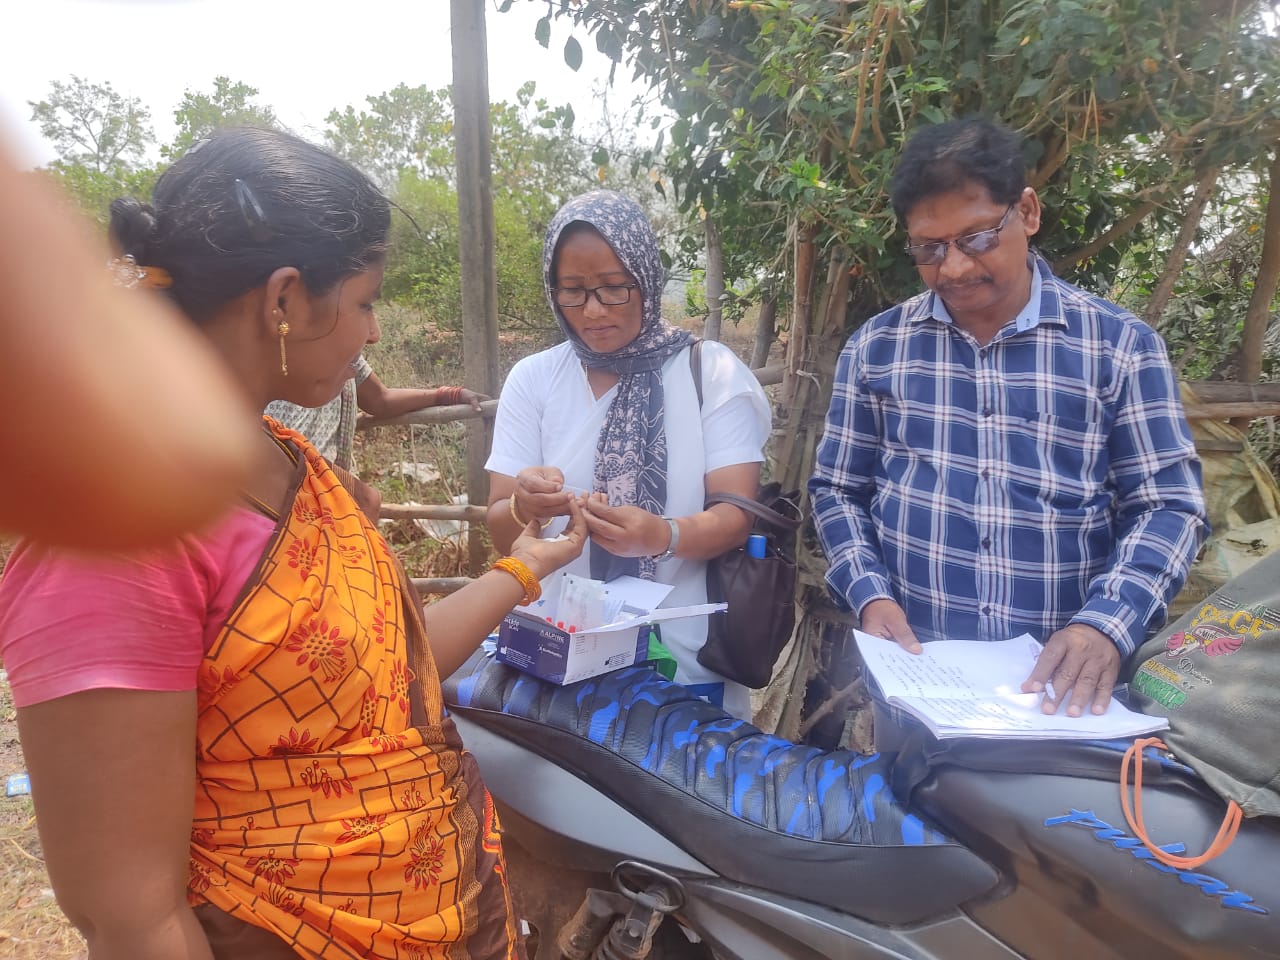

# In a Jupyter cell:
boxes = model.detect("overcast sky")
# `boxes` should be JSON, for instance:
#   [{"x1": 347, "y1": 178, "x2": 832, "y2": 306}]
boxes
[{"x1": 0, "y1": 0, "x2": 644, "y2": 167}]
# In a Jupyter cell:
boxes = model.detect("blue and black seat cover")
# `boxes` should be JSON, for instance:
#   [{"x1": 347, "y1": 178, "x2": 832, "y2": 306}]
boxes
[
  {"x1": 444, "y1": 652, "x2": 998, "y2": 924},
  {"x1": 892, "y1": 731, "x2": 1280, "y2": 950}
]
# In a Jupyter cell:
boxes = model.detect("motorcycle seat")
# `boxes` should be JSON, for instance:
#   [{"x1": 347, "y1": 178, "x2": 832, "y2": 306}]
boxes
[
  {"x1": 895, "y1": 732, "x2": 1280, "y2": 955},
  {"x1": 443, "y1": 651, "x2": 998, "y2": 925}
]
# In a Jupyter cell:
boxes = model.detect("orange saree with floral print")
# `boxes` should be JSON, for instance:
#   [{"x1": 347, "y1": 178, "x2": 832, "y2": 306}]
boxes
[{"x1": 188, "y1": 421, "x2": 521, "y2": 960}]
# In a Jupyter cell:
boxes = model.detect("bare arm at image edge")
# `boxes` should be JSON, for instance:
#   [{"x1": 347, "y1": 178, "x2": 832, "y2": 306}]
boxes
[
  {"x1": 18, "y1": 689, "x2": 215, "y2": 959},
  {"x1": 0, "y1": 140, "x2": 254, "y2": 550}
]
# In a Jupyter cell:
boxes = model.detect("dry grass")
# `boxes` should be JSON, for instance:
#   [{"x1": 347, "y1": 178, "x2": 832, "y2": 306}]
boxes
[{"x1": 359, "y1": 306, "x2": 562, "y2": 580}]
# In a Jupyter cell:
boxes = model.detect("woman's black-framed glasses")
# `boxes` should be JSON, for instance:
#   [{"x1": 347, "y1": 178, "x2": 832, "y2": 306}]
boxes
[
  {"x1": 905, "y1": 204, "x2": 1017, "y2": 266},
  {"x1": 553, "y1": 283, "x2": 639, "y2": 308}
]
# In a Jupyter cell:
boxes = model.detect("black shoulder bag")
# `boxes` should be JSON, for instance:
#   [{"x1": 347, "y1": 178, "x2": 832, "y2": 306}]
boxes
[{"x1": 687, "y1": 340, "x2": 803, "y2": 688}]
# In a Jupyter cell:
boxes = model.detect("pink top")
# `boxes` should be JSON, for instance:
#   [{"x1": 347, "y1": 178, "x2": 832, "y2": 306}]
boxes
[{"x1": 0, "y1": 507, "x2": 275, "y2": 709}]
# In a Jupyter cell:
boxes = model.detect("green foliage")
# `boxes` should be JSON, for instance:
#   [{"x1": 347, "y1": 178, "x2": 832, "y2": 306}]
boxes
[
  {"x1": 384, "y1": 171, "x2": 463, "y2": 332},
  {"x1": 527, "y1": 0, "x2": 1280, "y2": 500},
  {"x1": 324, "y1": 84, "x2": 457, "y2": 189},
  {"x1": 164, "y1": 77, "x2": 279, "y2": 159},
  {"x1": 538, "y1": 0, "x2": 1280, "y2": 326},
  {"x1": 29, "y1": 75, "x2": 152, "y2": 173},
  {"x1": 327, "y1": 81, "x2": 603, "y2": 330},
  {"x1": 383, "y1": 170, "x2": 554, "y2": 333},
  {"x1": 31, "y1": 74, "x2": 279, "y2": 222},
  {"x1": 1118, "y1": 193, "x2": 1271, "y2": 381},
  {"x1": 38, "y1": 160, "x2": 161, "y2": 225}
]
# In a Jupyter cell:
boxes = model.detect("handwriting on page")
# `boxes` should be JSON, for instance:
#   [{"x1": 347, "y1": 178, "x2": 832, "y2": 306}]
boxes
[
  {"x1": 856, "y1": 631, "x2": 1042, "y2": 699},
  {"x1": 865, "y1": 646, "x2": 973, "y2": 699},
  {"x1": 907, "y1": 695, "x2": 1040, "y2": 730}
]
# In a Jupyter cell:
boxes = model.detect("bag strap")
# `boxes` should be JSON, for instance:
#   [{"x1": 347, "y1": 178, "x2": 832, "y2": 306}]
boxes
[
  {"x1": 705, "y1": 491, "x2": 802, "y2": 531},
  {"x1": 690, "y1": 338, "x2": 704, "y2": 408},
  {"x1": 692, "y1": 338, "x2": 802, "y2": 533},
  {"x1": 1120, "y1": 736, "x2": 1242, "y2": 869}
]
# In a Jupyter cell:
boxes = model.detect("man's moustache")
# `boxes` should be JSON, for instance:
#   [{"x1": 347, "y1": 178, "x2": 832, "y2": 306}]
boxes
[{"x1": 937, "y1": 277, "x2": 992, "y2": 293}]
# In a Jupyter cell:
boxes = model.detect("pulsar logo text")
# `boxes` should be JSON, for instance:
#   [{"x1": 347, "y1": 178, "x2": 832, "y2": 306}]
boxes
[{"x1": 1044, "y1": 809, "x2": 1267, "y2": 915}]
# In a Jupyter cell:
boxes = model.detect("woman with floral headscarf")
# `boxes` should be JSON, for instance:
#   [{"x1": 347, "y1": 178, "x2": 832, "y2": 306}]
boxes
[{"x1": 486, "y1": 191, "x2": 771, "y2": 718}]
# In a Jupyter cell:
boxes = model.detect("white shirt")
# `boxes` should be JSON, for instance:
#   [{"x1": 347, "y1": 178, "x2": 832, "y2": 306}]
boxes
[{"x1": 487, "y1": 340, "x2": 771, "y2": 717}]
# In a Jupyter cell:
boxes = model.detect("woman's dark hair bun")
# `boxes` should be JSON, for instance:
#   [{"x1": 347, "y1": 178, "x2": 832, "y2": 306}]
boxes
[{"x1": 108, "y1": 197, "x2": 160, "y2": 260}]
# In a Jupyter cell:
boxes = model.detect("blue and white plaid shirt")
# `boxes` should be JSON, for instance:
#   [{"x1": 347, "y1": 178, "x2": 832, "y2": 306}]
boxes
[{"x1": 810, "y1": 256, "x2": 1208, "y2": 656}]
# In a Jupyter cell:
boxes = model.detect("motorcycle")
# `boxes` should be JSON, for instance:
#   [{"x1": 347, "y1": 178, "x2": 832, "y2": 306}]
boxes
[{"x1": 443, "y1": 650, "x2": 1280, "y2": 959}]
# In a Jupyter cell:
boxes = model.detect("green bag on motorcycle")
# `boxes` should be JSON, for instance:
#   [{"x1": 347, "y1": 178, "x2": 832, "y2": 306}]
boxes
[{"x1": 1127, "y1": 548, "x2": 1280, "y2": 819}]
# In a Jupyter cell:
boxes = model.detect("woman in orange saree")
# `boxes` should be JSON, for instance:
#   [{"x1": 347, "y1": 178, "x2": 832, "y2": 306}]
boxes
[{"x1": 0, "y1": 128, "x2": 585, "y2": 960}]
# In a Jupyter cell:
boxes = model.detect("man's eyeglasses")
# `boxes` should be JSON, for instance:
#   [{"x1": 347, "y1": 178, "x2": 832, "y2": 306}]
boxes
[
  {"x1": 905, "y1": 204, "x2": 1017, "y2": 266},
  {"x1": 553, "y1": 283, "x2": 639, "y2": 308}
]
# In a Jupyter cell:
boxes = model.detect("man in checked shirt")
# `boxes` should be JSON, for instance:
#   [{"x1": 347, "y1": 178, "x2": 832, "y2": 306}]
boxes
[{"x1": 810, "y1": 117, "x2": 1208, "y2": 719}]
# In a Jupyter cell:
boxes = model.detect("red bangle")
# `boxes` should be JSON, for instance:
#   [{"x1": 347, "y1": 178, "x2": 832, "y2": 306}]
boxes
[{"x1": 437, "y1": 386, "x2": 465, "y2": 405}]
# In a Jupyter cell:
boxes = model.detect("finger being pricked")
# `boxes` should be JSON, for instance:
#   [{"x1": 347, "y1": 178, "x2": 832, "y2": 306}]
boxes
[
  {"x1": 512, "y1": 499, "x2": 589, "y2": 572},
  {"x1": 560, "y1": 495, "x2": 590, "y2": 543},
  {"x1": 580, "y1": 504, "x2": 625, "y2": 541},
  {"x1": 525, "y1": 489, "x2": 575, "y2": 518},
  {"x1": 517, "y1": 466, "x2": 566, "y2": 494},
  {"x1": 580, "y1": 492, "x2": 619, "y2": 518}
]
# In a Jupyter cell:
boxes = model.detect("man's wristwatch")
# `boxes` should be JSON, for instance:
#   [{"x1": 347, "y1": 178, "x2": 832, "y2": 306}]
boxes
[{"x1": 653, "y1": 516, "x2": 680, "y2": 562}]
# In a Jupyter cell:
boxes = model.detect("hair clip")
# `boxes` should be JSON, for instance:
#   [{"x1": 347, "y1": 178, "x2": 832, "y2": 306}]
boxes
[
  {"x1": 107, "y1": 254, "x2": 146, "y2": 288},
  {"x1": 106, "y1": 254, "x2": 173, "y2": 290},
  {"x1": 233, "y1": 178, "x2": 274, "y2": 242}
]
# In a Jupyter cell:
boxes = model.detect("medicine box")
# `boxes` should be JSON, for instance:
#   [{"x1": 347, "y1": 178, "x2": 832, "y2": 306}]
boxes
[{"x1": 495, "y1": 572, "x2": 725, "y2": 685}]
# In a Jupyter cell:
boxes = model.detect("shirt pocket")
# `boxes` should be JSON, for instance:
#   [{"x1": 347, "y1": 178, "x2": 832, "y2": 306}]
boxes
[{"x1": 1005, "y1": 409, "x2": 1109, "y2": 509}]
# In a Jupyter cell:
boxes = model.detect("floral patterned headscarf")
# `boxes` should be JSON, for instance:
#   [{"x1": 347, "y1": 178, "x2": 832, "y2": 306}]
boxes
[{"x1": 543, "y1": 190, "x2": 693, "y2": 580}]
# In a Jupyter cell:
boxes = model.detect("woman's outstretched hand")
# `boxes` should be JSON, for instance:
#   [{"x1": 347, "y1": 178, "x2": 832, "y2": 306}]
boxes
[{"x1": 509, "y1": 496, "x2": 589, "y2": 580}]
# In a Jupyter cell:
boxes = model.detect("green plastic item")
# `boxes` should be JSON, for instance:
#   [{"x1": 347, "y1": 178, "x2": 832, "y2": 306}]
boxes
[{"x1": 645, "y1": 625, "x2": 678, "y2": 681}]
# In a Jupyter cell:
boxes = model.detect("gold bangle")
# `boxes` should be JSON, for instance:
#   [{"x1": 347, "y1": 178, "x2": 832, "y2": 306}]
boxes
[
  {"x1": 508, "y1": 495, "x2": 530, "y2": 526},
  {"x1": 492, "y1": 556, "x2": 542, "y2": 606},
  {"x1": 509, "y1": 494, "x2": 555, "y2": 530}
]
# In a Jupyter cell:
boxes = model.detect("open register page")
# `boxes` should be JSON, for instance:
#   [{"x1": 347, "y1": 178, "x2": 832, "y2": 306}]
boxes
[{"x1": 854, "y1": 631, "x2": 1169, "y2": 740}]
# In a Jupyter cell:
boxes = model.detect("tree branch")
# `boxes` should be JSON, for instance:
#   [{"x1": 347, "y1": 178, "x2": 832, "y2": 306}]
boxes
[
  {"x1": 1053, "y1": 196, "x2": 1163, "y2": 272},
  {"x1": 1145, "y1": 165, "x2": 1221, "y2": 327},
  {"x1": 1238, "y1": 144, "x2": 1280, "y2": 383}
]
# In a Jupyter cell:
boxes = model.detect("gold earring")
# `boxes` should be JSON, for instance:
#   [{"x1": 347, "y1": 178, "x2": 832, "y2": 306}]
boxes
[{"x1": 276, "y1": 318, "x2": 289, "y2": 376}]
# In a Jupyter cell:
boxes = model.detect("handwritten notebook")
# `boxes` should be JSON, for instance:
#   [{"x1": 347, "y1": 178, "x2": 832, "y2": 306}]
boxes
[{"x1": 855, "y1": 631, "x2": 1169, "y2": 741}]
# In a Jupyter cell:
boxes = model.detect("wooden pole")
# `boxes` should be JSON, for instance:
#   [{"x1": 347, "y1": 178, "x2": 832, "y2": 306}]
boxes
[
  {"x1": 451, "y1": 0, "x2": 500, "y2": 575},
  {"x1": 379, "y1": 503, "x2": 487, "y2": 522},
  {"x1": 1182, "y1": 381, "x2": 1280, "y2": 403},
  {"x1": 1184, "y1": 401, "x2": 1280, "y2": 420},
  {"x1": 357, "y1": 400, "x2": 497, "y2": 430}
]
